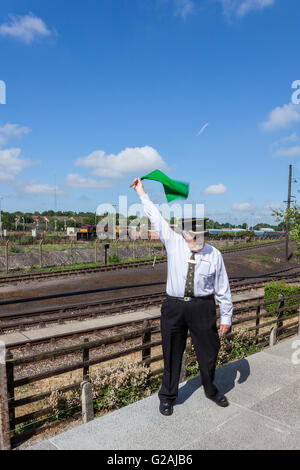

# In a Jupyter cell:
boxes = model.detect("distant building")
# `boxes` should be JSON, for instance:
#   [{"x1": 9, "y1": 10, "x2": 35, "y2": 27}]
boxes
[
  {"x1": 67, "y1": 227, "x2": 79, "y2": 236},
  {"x1": 148, "y1": 230, "x2": 160, "y2": 241}
]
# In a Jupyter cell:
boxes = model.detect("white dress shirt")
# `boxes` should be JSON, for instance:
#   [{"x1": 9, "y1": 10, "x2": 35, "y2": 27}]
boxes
[{"x1": 141, "y1": 193, "x2": 233, "y2": 326}]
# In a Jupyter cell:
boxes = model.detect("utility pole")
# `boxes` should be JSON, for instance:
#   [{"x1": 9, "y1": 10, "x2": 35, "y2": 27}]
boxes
[
  {"x1": 54, "y1": 175, "x2": 57, "y2": 213},
  {"x1": 285, "y1": 165, "x2": 292, "y2": 261},
  {"x1": 54, "y1": 175, "x2": 58, "y2": 234}
]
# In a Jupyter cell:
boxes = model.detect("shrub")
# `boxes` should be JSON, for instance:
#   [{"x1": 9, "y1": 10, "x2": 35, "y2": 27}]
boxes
[
  {"x1": 217, "y1": 329, "x2": 261, "y2": 366},
  {"x1": 217, "y1": 232, "x2": 236, "y2": 240},
  {"x1": 19, "y1": 235, "x2": 35, "y2": 245},
  {"x1": 9, "y1": 245, "x2": 23, "y2": 253},
  {"x1": 47, "y1": 363, "x2": 161, "y2": 425},
  {"x1": 108, "y1": 253, "x2": 120, "y2": 264},
  {"x1": 235, "y1": 230, "x2": 256, "y2": 239},
  {"x1": 43, "y1": 234, "x2": 63, "y2": 244},
  {"x1": 264, "y1": 281, "x2": 300, "y2": 316},
  {"x1": 93, "y1": 363, "x2": 158, "y2": 411},
  {"x1": 7, "y1": 234, "x2": 17, "y2": 243},
  {"x1": 49, "y1": 389, "x2": 81, "y2": 420}
]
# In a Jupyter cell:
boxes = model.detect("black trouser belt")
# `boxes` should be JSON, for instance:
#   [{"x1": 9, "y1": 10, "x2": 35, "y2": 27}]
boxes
[{"x1": 166, "y1": 294, "x2": 214, "y2": 302}]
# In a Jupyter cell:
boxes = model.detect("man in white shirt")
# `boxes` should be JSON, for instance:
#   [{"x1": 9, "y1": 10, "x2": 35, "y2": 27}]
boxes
[{"x1": 132, "y1": 178, "x2": 233, "y2": 416}]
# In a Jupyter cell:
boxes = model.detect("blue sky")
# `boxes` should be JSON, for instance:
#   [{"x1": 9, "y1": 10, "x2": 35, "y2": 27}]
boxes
[{"x1": 0, "y1": 0, "x2": 300, "y2": 224}]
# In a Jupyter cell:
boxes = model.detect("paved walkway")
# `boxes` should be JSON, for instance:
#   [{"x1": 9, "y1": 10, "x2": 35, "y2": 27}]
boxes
[
  {"x1": 28, "y1": 335, "x2": 300, "y2": 450},
  {"x1": 0, "y1": 290, "x2": 264, "y2": 348}
]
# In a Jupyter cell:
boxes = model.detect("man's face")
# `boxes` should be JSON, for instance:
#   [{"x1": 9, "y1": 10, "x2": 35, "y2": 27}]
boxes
[{"x1": 183, "y1": 231, "x2": 205, "y2": 252}]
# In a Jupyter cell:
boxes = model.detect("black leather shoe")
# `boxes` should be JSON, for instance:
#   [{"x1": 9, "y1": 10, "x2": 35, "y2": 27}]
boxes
[
  {"x1": 207, "y1": 393, "x2": 229, "y2": 407},
  {"x1": 159, "y1": 402, "x2": 173, "y2": 416}
]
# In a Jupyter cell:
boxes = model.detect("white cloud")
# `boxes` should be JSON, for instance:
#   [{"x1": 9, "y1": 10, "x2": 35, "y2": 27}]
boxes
[
  {"x1": 0, "y1": 123, "x2": 31, "y2": 146},
  {"x1": 66, "y1": 173, "x2": 112, "y2": 188},
  {"x1": 275, "y1": 146, "x2": 300, "y2": 157},
  {"x1": 272, "y1": 133, "x2": 300, "y2": 157},
  {"x1": 218, "y1": 0, "x2": 274, "y2": 17},
  {"x1": 22, "y1": 183, "x2": 64, "y2": 195},
  {"x1": 0, "y1": 123, "x2": 31, "y2": 137},
  {"x1": 232, "y1": 202, "x2": 255, "y2": 211},
  {"x1": 0, "y1": 14, "x2": 52, "y2": 44},
  {"x1": 237, "y1": 0, "x2": 274, "y2": 17},
  {"x1": 157, "y1": 0, "x2": 195, "y2": 19},
  {"x1": 272, "y1": 132, "x2": 299, "y2": 147},
  {"x1": 264, "y1": 203, "x2": 282, "y2": 210},
  {"x1": 75, "y1": 146, "x2": 167, "y2": 179},
  {"x1": 0, "y1": 148, "x2": 34, "y2": 181},
  {"x1": 175, "y1": 0, "x2": 195, "y2": 19},
  {"x1": 204, "y1": 183, "x2": 227, "y2": 194},
  {"x1": 261, "y1": 103, "x2": 300, "y2": 131}
]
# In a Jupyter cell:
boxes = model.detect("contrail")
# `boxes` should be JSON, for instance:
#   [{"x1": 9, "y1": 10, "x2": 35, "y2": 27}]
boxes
[{"x1": 197, "y1": 122, "x2": 209, "y2": 136}]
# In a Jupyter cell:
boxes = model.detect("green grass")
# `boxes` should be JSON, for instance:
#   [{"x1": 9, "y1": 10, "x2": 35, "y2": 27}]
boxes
[
  {"x1": 219, "y1": 239, "x2": 281, "y2": 251},
  {"x1": 0, "y1": 240, "x2": 163, "y2": 253},
  {"x1": 0, "y1": 262, "x2": 99, "y2": 277},
  {"x1": 249, "y1": 254, "x2": 272, "y2": 263}
]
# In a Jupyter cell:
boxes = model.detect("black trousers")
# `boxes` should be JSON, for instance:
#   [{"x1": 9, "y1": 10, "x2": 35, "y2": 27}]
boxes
[{"x1": 158, "y1": 295, "x2": 221, "y2": 404}]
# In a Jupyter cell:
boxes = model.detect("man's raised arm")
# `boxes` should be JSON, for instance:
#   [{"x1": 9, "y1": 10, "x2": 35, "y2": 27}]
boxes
[{"x1": 132, "y1": 177, "x2": 174, "y2": 247}]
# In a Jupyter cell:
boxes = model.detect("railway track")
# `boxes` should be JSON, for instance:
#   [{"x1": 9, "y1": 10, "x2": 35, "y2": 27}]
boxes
[
  {"x1": 0, "y1": 292, "x2": 265, "y2": 339},
  {"x1": 218, "y1": 239, "x2": 284, "y2": 254},
  {"x1": 230, "y1": 267, "x2": 300, "y2": 292},
  {"x1": 0, "y1": 257, "x2": 167, "y2": 285},
  {"x1": 0, "y1": 240, "x2": 285, "y2": 285},
  {"x1": 0, "y1": 291, "x2": 166, "y2": 331},
  {"x1": 1, "y1": 268, "x2": 300, "y2": 334}
]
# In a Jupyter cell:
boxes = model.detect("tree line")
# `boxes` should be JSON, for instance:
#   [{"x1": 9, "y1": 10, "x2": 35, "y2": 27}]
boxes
[{"x1": 1, "y1": 210, "x2": 285, "y2": 232}]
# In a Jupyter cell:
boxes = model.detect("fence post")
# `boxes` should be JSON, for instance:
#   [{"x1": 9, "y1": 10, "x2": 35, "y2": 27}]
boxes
[
  {"x1": 142, "y1": 320, "x2": 151, "y2": 366},
  {"x1": 0, "y1": 343, "x2": 10, "y2": 450},
  {"x1": 94, "y1": 240, "x2": 98, "y2": 263},
  {"x1": 255, "y1": 304, "x2": 260, "y2": 345},
  {"x1": 5, "y1": 350, "x2": 15, "y2": 435},
  {"x1": 148, "y1": 241, "x2": 152, "y2": 257},
  {"x1": 83, "y1": 338, "x2": 90, "y2": 381},
  {"x1": 70, "y1": 242, "x2": 73, "y2": 265},
  {"x1": 104, "y1": 243, "x2": 110, "y2": 265},
  {"x1": 179, "y1": 349, "x2": 187, "y2": 383},
  {"x1": 269, "y1": 326, "x2": 278, "y2": 347},
  {"x1": 81, "y1": 381, "x2": 94, "y2": 424},
  {"x1": 132, "y1": 240, "x2": 135, "y2": 259},
  {"x1": 142, "y1": 320, "x2": 151, "y2": 386},
  {"x1": 39, "y1": 238, "x2": 43, "y2": 268},
  {"x1": 5, "y1": 241, "x2": 9, "y2": 274},
  {"x1": 277, "y1": 294, "x2": 284, "y2": 339},
  {"x1": 298, "y1": 305, "x2": 300, "y2": 335}
]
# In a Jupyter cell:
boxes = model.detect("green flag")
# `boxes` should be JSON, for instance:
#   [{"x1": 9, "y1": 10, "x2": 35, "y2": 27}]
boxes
[{"x1": 141, "y1": 169, "x2": 189, "y2": 203}]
